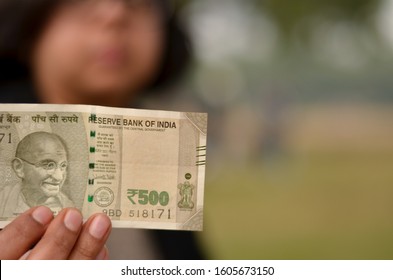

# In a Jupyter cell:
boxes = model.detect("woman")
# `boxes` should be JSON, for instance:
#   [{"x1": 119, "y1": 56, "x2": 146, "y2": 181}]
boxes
[{"x1": 0, "y1": 0, "x2": 203, "y2": 260}]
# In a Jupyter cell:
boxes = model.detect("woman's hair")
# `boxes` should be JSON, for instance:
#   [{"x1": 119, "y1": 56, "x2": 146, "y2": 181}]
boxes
[{"x1": 0, "y1": 0, "x2": 191, "y2": 89}]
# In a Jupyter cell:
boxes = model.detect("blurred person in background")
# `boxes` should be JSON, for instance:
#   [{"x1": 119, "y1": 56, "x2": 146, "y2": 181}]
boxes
[{"x1": 0, "y1": 0, "x2": 203, "y2": 260}]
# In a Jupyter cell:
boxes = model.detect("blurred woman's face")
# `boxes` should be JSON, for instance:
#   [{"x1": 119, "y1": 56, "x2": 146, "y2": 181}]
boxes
[{"x1": 32, "y1": 0, "x2": 165, "y2": 104}]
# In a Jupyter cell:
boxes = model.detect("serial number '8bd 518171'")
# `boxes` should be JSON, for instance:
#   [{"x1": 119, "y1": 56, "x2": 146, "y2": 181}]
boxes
[{"x1": 102, "y1": 209, "x2": 172, "y2": 220}]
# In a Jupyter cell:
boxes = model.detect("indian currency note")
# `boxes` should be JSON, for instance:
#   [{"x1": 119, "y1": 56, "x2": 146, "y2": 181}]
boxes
[{"x1": 0, "y1": 104, "x2": 207, "y2": 231}]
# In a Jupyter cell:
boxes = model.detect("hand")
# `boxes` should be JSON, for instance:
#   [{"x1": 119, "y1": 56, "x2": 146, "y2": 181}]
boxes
[{"x1": 0, "y1": 206, "x2": 112, "y2": 260}]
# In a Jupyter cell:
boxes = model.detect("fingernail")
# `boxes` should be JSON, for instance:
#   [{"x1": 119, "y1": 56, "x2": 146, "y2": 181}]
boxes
[
  {"x1": 32, "y1": 206, "x2": 53, "y2": 225},
  {"x1": 64, "y1": 209, "x2": 83, "y2": 232},
  {"x1": 19, "y1": 250, "x2": 32, "y2": 260},
  {"x1": 89, "y1": 215, "x2": 111, "y2": 239},
  {"x1": 96, "y1": 246, "x2": 109, "y2": 260}
]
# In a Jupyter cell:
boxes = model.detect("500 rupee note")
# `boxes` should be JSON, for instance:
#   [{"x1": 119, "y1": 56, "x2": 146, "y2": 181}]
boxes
[{"x1": 0, "y1": 104, "x2": 207, "y2": 231}]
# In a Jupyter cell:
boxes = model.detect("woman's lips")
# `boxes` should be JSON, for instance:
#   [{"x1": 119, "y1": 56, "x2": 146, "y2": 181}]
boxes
[{"x1": 95, "y1": 47, "x2": 127, "y2": 67}]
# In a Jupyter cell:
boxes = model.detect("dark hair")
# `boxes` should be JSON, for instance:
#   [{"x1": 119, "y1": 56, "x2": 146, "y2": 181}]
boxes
[{"x1": 0, "y1": 0, "x2": 191, "y2": 89}]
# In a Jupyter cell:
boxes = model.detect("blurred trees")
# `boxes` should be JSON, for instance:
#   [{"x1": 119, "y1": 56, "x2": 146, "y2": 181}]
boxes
[
  {"x1": 175, "y1": 0, "x2": 382, "y2": 47},
  {"x1": 260, "y1": 0, "x2": 380, "y2": 39}
]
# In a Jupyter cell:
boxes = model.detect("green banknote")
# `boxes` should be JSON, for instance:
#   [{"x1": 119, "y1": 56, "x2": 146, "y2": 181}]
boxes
[{"x1": 0, "y1": 104, "x2": 207, "y2": 231}]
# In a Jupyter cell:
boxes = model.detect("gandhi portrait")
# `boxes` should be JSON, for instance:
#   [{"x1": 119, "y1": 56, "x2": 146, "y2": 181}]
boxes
[{"x1": 0, "y1": 132, "x2": 74, "y2": 217}]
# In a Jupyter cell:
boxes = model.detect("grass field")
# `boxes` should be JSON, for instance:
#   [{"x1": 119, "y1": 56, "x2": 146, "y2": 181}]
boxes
[{"x1": 198, "y1": 152, "x2": 393, "y2": 259}]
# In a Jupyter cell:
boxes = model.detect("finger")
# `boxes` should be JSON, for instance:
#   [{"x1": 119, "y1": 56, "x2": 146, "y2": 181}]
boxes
[
  {"x1": 0, "y1": 206, "x2": 53, "y2": 260},
  {"x1": 69, "y1": 213, "x2": 111, "y2": 260},
  {"x1": 27, "y1": 208, "x2": 83, "y2": 260},
  {"x1": 95, "y1": 245, "x2": 109, "y2": 260},
  {"x1": 19, "y1": 250, "x2": 32, "y2": 260}
]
